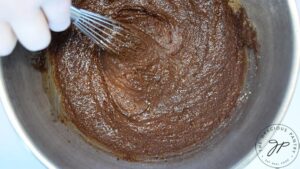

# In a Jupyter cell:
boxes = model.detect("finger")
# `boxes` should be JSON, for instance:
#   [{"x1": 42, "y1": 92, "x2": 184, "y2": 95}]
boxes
[
  {"x1": 0, "y1": 22, "x2": 17, "y2": 56},
  {"x1": 10, "y1": 9, "x2": 51, "y2": 52},
  {"x1": 42, "y1": 0, "x2": 71, "y2": 32}
]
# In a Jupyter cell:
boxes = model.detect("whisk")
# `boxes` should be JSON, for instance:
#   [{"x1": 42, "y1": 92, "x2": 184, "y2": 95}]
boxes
[{"x1": 70, "y1": 6, "x2": 134, "y2": 54}]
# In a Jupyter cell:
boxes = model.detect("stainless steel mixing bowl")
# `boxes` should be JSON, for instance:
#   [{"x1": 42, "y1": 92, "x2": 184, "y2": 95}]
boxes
[{"x1": 0, "y1": 0, "x2": 299, "y2": 168}]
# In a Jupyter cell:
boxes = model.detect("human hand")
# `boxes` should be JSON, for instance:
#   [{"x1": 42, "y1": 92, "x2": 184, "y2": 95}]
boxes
[{"x1": 0, "y1": 0, "x2": 71, "y2": 56}]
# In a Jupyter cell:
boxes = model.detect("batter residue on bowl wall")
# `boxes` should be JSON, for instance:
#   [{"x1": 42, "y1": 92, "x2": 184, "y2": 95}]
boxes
[{"x1": 45, "y1": 0, "x2": 257, "y2": 161}]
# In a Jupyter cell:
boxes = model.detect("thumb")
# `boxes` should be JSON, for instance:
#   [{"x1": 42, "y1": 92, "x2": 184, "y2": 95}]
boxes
[{"x1": 41, "y1": 0, "x2": 71, "y2": 32}]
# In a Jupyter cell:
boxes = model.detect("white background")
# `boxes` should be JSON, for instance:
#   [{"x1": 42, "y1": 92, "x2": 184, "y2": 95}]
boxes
[{"x1": 0, "y1": 1, "x2": 300, "y2": 169}]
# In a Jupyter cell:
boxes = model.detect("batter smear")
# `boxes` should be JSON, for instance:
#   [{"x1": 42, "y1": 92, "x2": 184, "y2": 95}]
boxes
[{"x1": 47, "y1": 0, "x2": 257, "y2": 161}]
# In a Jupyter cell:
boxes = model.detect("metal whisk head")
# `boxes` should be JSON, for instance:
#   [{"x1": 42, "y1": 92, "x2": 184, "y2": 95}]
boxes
[{"x1": 70, "y1": 6, "x2": 136, "y2": 54}]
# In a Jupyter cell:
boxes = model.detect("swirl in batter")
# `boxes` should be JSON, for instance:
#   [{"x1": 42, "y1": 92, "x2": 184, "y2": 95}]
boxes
[{"x1": 47, "y1": 0, "x2": 257, "y2": 161}]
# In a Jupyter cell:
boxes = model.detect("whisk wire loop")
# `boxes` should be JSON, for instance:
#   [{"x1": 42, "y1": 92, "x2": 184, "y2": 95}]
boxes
[{"x1": 70, "y1": 6, "x2": 131, "y2": 53}]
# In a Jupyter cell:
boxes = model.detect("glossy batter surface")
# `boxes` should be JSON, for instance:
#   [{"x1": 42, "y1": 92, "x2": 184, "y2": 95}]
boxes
[{"x1": 47, "y1": 0, "x2": 256, "y2": 160}]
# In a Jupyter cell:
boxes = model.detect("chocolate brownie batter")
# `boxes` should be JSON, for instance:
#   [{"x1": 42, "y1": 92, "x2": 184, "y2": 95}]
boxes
[{"x1": 47, "y1": 0, "x2": 256, "y2": 161}]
